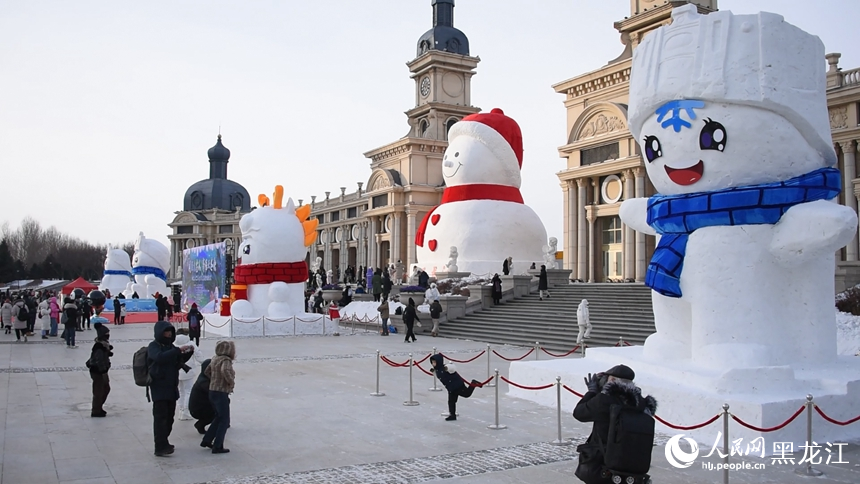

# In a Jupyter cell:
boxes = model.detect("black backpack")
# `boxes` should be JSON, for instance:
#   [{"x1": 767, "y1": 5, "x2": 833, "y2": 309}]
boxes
[
  {"x1": 132, "y1": 346, "x2": 153, "y2": 401},
  {"x1": 17, "y1": 305, "x2": 28, "y2": 320},
  {"x1": 604, "y1": 404, "x2": 655, "y2": 475}
]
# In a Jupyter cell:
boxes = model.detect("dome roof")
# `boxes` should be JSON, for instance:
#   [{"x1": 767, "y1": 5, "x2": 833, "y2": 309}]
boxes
[
  {"x1": 416, "y1": 0, "x2": 469, "y2": 57},
  {"x1": 208, "y1": 134, "x2": 231, "y2": 160},
  {"x1": 183, "y1": 178, "x2": 251, "y2": 212}
]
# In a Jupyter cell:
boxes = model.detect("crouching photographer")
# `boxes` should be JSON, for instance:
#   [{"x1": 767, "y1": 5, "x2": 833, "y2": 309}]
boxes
[{"x1": 572, "y1": 365, "x2": 658, "y2": 484}]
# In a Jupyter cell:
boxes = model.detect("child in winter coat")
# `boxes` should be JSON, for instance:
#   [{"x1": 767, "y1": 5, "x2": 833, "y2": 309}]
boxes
[
  {"x1": 119, "y1": 304, "x2": 126, "y2": 325},
  {"x1": 38, "y1": 299, "x2": 51, "y2": 339},
  {"x1": 175, "y1": 329, "x2": 207, "y2": 420},
  {"x1": 87, "y1": 322, "x2": 113, "y2": 417},
  {"x1": 11, "y1": 297, "x2": 29, "y2": 342},
  {"x1": 1, "y1": 298, "x2": 12, "y2": 334},
  {"x1": 202, "y1": 340, "x2": 236, "y2": 454},
  {"x1": 429, "y1": 353, "x2": 483, "y2": 421}
]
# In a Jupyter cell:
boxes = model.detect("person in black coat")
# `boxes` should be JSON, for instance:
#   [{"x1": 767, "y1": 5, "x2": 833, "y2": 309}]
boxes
[
  {"x1": 113, "y1": 296, "x2": 122, "y2": 325},
  {"x1": 147, "y1": 320, "x2": 194, "y2": 456},
  {"x1": 538, "y1": 265, "x2": 550, "y2": 301},
  {"x1": 155, "y1": 294, "x2": 168, "y2": 321},
  {"x1": 417, "y1": 270, "x2": 430, "y2": 289},
  {"x1": 430, "y1": 353, "x2": 483, "y2": 421},
  {"x1": 87, "y1": 323, "x2": 113, "y2": 417},
  {"x1": 381, "y1": 271, "x2": 393, "y2": 301},
  {"x1": 186, "y1": 303, "x2": 204, "y2": 346},
  {"x1": 572, "y1": 365, "x2": 657, "y2": 483},
  {"x1": 402, "y1": 297, "x2": 419, "y2": 343},
  {"x1": 188, "y1": 359, "x2": 216, "y2": 434},
  {"x1": 491, "y1": 274, "x2": 502, "y2": 305}
]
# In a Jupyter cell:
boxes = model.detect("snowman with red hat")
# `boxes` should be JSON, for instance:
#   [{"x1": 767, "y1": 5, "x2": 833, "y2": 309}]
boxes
[{"x1": 415, "y1": 108, "x2": 547, "y2": 277}]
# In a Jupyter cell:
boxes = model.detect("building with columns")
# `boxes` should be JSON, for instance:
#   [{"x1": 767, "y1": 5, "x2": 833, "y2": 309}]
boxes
[
  {"x1": 308, "y1": 0, "x2": 480, "y2": 277},
  {"x1": 555, "y1": 0, "x2": 719, "y2": 283},
  {"x1": 828, "y1": 54, "x2": 860, "y2": 291},
  {"x1": 167, "y1": 135, "x2": 251, "y2": 281}
]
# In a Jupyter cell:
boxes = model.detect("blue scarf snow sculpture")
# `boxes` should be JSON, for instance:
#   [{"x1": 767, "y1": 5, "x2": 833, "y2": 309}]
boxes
[
  {"x1": 646, "y1": 168, "x2": 841, "y2": 298},
  {"x1": 131, "y1": 265, "x2": 167, "y2": 282},
  {"x1": 103, "y1": 269, "x2": 132, "y2": 277}
]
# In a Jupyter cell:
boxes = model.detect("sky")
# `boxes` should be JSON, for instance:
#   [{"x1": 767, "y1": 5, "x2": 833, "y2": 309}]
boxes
[{"x1": 2, "y1": 0, "x2": 859, "y2": 250}]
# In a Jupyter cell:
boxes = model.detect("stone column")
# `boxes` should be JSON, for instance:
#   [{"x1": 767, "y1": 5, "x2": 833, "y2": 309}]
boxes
[
  {"x1": 841, "y1": 141, "x2": 858, "y2": 261},
  {"x1": 394, "y1": 212, "x2": 402, "y2": 263},
  {"x1": 622, "y1": 170, "x2": 635, "y2": 280},
  {"x1": 576, "y1": 179, "x2": 587, "y2": 281},
  {"x1": 634, "y1": 168, "x2": 647, "y2": 282},
  {"x1": 375, "y1": 216, "x2": 383, "y2": 269},
  {"x1": 407, "y1": 210, "x2": 417, "y2": 266},
  {"x1": 368, "y1": 217, "x2": 376, "y2": 269},
  {"x1": 568, "y1": 181, "x2": 577, "y2": 273},
  {"x1": 587, "y1": 212, "x2": 596, "y2": 283}
]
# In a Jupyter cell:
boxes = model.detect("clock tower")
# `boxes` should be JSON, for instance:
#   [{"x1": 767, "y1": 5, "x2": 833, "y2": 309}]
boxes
[{"x1": 361, "y1": 0, "x2": 481, "y2": 269}]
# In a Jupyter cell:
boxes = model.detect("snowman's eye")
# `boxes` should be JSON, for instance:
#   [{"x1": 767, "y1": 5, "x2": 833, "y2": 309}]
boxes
[
  {"x1": 643, "y1": 135, "x2": 662, "y2": 163},
  {"x1": 700, "y1": 119, "x2": 727, "y2": 152},
  {"x1": 243, "y1": 245, "x2": 250, "y2": 255},
  {"x1": 454, "y1": 152, "x2": 459, "y2": 158}
]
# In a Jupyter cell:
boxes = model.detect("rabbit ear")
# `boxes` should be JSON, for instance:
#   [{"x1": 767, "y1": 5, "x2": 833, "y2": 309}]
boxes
[
  {"x1": 258, "y1": 194, "x2": 270, "y2": 207},
  {"x1": 273, "y1": 185, "x2": 284, "y2": 209},
  {"x1": 285, "y1": 197, "x2": 296, "y2": 212}
]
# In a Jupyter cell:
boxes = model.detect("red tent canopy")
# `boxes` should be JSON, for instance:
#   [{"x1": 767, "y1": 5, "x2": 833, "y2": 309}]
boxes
[{"x1": 63, "y1": 277, "x2": 97, "y2": 295}]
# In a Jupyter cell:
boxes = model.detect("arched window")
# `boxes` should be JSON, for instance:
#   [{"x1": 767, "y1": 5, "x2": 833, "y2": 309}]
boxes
[
  {"x1": 445, "y1": 118, "x2": 458, "y2": 139},
  {"x1": 418, "y1": 119, "x2": 430, "y2": 138}
]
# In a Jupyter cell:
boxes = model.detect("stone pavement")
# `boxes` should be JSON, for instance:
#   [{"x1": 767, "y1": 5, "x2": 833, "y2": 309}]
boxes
[{"x1": 0, "y1": 324, "x2": 858, "y2": 484}]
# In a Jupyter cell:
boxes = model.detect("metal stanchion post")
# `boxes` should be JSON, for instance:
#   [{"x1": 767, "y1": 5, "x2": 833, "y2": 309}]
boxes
[
  {"x1": 486, "y1": 344, "x2": 496, "y2": 387},
  {"x1": 370, "y1": 350, "x2": 385, "y2": 397},
  {"x1": 403, "y1": 353, "x2": 419, "y2": 406},
  {"x1": 618, "y1": 336, "x2": 623, "y2": 347},
  {"x1": 722, "y1": 403, "x2": 730, "y2": 484},
  {"x1": 487, "y1": 369, "x2": 507, "y2": 430},
  {"x1": 795, "y1": 394, "x2": 823, "y2": 476},
  {"x1": 429, "y1": 347, "x2": 442, "y2": 392},
  {"x1": 293, "y1": 316, "x2": 296, "y2": 336},
  {"x1": 580, "y1": 343, "x2": 585, "y2": 358},
  {"x1": 551, "y1": 376, "x2": 571, "y2": 446},
  {"x1": 535, "y1": 341, "x2": 540, "y2": 360}
]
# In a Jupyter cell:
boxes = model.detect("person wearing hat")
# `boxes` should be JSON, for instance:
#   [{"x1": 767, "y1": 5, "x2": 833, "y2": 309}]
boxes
[
  {"x1": 87, "y1": 323, "x2": 113, "y2": 417},
  {"x1": 572, "y1": 365, "x2": 656, "y2": 483}
]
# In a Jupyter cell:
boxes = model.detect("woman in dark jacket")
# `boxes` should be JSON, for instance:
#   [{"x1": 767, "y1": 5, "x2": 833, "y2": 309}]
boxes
[
  {"x1": 188, "y1": 359, "x2": 215, "y2": 434},
  {"x1": 538, "y1": 265, "x2": 550, "y2": 301},
  {"x1": 402, "y1": 297, "x2": 419, "y2": 343},
  {"x1": 381, "y1": 271, "x2": 393, "y2": 300},
  {"x1": 430, "y1": 353, "x2": 482, "y2": 421},
  {"x1": 371, "y1": 269, "x2": 383, "y2": 302},
  {"x1": 186, "y1": 303, "x2": 204, "y2": 346},
  {"x1": 491, "y1": 274, "x2": 502, "y2": 305}
]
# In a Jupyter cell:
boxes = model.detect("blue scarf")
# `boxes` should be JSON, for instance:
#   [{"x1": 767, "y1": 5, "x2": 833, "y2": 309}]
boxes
[
  {"x1": 103, "y1": 269, "x2": 132, "y2": 277},
  {"x1": 646, "y1": 168, "x2": 841, "y2": 298},
  {"x1": 131, "y1": 265, "x2": 167, "y2": 282}
]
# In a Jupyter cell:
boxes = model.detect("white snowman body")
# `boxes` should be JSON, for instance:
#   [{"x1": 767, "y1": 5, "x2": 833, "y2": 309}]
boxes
[
  {"x1": 124, "y1": 232, "x2": 170, "y2": 299},
  {"x1": 415, "y1": 109, "x2": 547, "y2": 277},
  {"x1": 620, "y1": 5, "x2": 858, "y2": 369},
  {"x1": 231, "y1": 193, "x2": 318, "y2": 319},
  {"x1": 99, "y1": 247, "x2": 132, "y2": 296}
]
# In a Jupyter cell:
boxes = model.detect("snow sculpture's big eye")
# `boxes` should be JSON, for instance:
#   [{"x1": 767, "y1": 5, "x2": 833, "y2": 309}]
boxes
[
  {"x1": 643, "y1": 135, "x2": 662, "y2": 163},
  {"x1": 700, "y1": 118, "x2": 727, "y2": 152},
  {"x1": 243, "y1": 245, "x2": 250, "y2": 255}
]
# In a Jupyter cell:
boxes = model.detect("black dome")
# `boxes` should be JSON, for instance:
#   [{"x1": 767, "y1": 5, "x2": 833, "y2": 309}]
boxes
[
  {"x1": 416, "y1": 0, "x2": 469, "y2": 57},
  {"x1": 208, "y1": 134, "x2": 231, "y2": 160},
  {"x1": 183, "y1": 178, "x2": 251, "y2": 212}
]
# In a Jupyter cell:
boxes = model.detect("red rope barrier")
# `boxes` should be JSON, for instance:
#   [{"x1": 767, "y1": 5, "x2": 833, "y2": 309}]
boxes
[
  {"x1": 414, "y1": 353, "x2": 431, "y2": 365},
  {"x1": 563, "y1": 384, "x2": 584, "y2": 398},
  {"x1": 614, "y1": 342, "x2": 621, "y2": 347},
  {"x1": 623, "y1": 341, "x2": 632, "y2": 346},
  {"x1": 459, "y1": 375, "x2": 494, "y2": 387},
  {"x1": 540, "y1": 346, "x2": 581, "y2": 358},
  {"x1": 731, "y1": 405, "x2": 805, "y2": 432},
  {"x1": 814, "y1": 405, "x2": 860, "y2": 426},
  {"x1": 414, "y1": 362, "x2": 434, "y2": 376},
  {"x1": 440, "y1": 350, "x2": 486, "y2": 363},
  {"x1": 499, "y1": 376, "x2": 554, "y2": 391},
  {"x1": 655, "y1": 414, "x2": 721, "y2": 431},
  {"x1": 492, "y1": 348, "x2": 535, "y2": 361},
  {"x1": 380, "y1": 356, "x2": 410, "y2": 367}
]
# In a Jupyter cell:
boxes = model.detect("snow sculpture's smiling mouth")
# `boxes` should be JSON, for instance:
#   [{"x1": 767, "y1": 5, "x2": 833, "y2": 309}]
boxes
[
  {"x1": 665, "y1": 160, "x2": 704, "y2": 186},
  {"x1": 443, "y1": 163, "x2": 463, "y2": 179}
]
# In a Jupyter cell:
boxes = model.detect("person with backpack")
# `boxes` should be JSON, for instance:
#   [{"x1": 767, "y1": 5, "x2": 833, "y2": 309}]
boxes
[
  {"x1": 147, "y1": 320, "x2": 195, "y2": 456},
  {"x1": 201, "y1": 340, "x2": 236, "y2": 454},
  {"x1": 186, "y1": 303, "x2": 203, "y2": 346},
  {"x1": 188, "y1": 359, "x2": 215, "y2": 434},
  {"x1": 429, "y1": 353, "x2": 483, "y2": 421},
  {"x1": 429, "y1": 299, "x2": 442, "y2": 337},
  {"x1": 573, "y1": 365, "x2": 657, "y2": 484},
  {"x1": 62, "y1": 297, "x2": 79, "y2": 348},
  {"x1": 11, "y1": 296, "x2": 28, "y2": 342},
  {"x1": 87, "y1": 323, "x2": 113, "y2": 417}
]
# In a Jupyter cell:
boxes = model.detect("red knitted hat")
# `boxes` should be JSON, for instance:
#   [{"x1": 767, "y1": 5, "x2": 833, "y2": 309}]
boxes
[{"x1": 451, "y1": 108, "x2": 523, "y2": 169}]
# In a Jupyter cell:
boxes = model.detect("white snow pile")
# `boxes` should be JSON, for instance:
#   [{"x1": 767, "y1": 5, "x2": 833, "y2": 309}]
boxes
[{"x1": 836, "y1": 312, "x2": 860, "y2": 356}]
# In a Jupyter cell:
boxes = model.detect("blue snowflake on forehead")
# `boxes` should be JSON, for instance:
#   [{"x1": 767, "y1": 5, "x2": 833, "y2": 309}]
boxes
[{"x1": 655, "y1": 100, "x2": 706, "y2": 132}]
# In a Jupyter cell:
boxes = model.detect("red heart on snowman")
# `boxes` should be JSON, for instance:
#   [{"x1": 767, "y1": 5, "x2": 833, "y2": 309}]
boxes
[
  {"x1": 431, "y1": 214, "x2": 441, "y2": 226},
  {"x1": 428, "y1": 240, "x2": 438, "y2": 252}
]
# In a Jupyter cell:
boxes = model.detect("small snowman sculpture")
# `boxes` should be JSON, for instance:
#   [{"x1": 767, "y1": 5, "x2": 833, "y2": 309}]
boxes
[
  {"x1": 415, "y1": 109, "x2": 547, "y2": 276},
  {"x1": 444, "y1": 246, "x2": 459, "y2": 273},
  {"x1": 125, "y1": 232, "x2": 170, "y2": 299},
  {"x1": 620, "y1": 5, "x2": 858, "y2": 368},
  {"x1": 230, "y1": 186, "x2": 319, "y2": 318},
  {"x1": 99, "y1": 246, "x2": 132, "y2": 297}
]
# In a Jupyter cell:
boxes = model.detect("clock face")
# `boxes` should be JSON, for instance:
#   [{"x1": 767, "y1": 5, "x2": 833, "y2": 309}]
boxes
[{"x1": 420, "y1": 77, "x2": 431, "y2": 97}]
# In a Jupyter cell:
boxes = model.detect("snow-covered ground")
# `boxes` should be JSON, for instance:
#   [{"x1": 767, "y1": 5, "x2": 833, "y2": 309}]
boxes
[{"x1": 837, "y1": 311, "x2": 860, "y2": 356}]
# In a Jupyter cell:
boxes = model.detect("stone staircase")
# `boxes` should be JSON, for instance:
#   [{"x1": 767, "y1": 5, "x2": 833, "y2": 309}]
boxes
[{"x1": 440, "y1": 283, "x2": 656, "y2": 352}]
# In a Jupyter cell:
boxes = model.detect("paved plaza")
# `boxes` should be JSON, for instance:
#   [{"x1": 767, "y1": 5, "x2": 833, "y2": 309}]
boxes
[{"x1": 0, "y1": 323, "x2": 858, "y2": 484}]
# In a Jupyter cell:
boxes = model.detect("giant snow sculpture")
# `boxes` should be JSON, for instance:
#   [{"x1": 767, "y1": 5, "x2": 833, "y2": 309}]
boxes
[
  {"x1": 619, "y1": 4, "x2": 858, "y2": 368},
  {"x1": 99, "y1": 246, "x2": 132, "y2": 297},
  {"x1": 230, "y1": 186, "x2": 319, "y2": 318},
  {"x1": 125, "y1": 232, "x2": 170, "y2": 299},
  {"x1": 415, "y1": 109, "x2": 547, "y2": 276}
]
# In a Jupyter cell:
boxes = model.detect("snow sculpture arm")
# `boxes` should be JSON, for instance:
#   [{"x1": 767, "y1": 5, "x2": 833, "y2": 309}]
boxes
[
  {"x1": 619, "y1": 198, "x2": 657, "y2": 236},
  {"x1": 770, "y1": 200, "x2": 858, "y2": 266}
]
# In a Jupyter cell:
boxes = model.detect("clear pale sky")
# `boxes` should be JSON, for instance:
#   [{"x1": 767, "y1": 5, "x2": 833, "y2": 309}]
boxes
[{"x1": 2, "y1": 0, "x2": 858, "y2": 249}]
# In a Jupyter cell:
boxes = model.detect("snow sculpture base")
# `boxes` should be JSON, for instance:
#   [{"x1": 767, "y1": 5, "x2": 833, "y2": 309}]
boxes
[
  {"x1": 508, "y1": 347, "x2": 860, "y2": 453},
  {"x1": 433, "y1": 272, "x2": 471, "y2": 280},
  {"x1": 203, "y1": 313, "x2": 340, "y2": 338}
]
